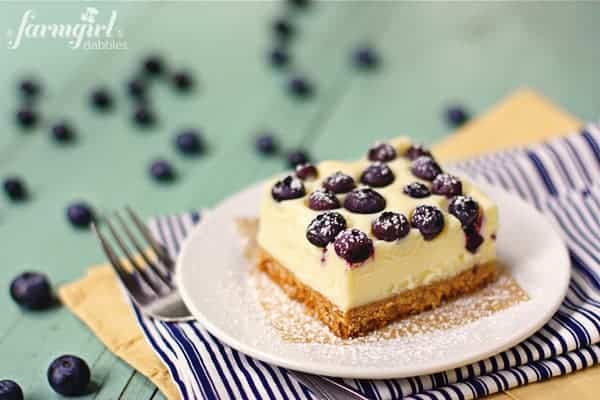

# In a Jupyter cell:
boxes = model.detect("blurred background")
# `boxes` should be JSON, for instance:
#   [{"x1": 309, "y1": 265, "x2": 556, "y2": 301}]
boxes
[{"x1": 0, "y1": 1, "x2": 599, "y2": 398}]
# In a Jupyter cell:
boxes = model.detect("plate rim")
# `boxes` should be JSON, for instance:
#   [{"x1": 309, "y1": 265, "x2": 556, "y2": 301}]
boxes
[{"x1": 175, "y1": 180, "x2": 571, "y2": 379}]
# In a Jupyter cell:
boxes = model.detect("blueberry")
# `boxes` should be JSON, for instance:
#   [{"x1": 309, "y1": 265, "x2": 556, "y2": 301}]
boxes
[
  {"x1": 410, "y1": 156, "x2": 442, "y2": 181},
  {"x1": 367, "y1": 142, "x2": 396, "y2": 162},
  {"x1": 0, "y1": 379, "x2": 23, "y2": 400},
  {"x1": 3, "y1": 177, "x2": 28, "y2": 201},
  {"x1": 9, "y1": 271, "x2": 53, "y2": 310},
  {"x1": 66, "y1": 202, "x2": 94, "y2": 228},
  {"x1": 445, "y1": 105, "x2": 470, "y2": 127},
  {"x1": 47, "y1": 355, "x2": 91, "y2": 396},
  {"x1": 175, "y1": 129, "x2": 203, "y2": 155},
  {"x1": 308, "y1": 189, "x2": 340, "y2": 211},
  {"x1": 464, "y1": 224, "x2": 484, "y2": 253},
  {"x1": 126, "y1": 78, "x2": 147, "y2": 100},
  {"x1": 334, "y1": 229, "x2": 373, "y2": 264},
  {"x1": 255, "y1": 134, "x2": 278, "y2": 155},
  {"x1": 271, "y1": 175, "x2": 305, "y2": 201},
  {"x1": 286, "y1": 150, "x2": 309, "y2": 168},
  {"x1": 51, "y1": 121, "x2": 75, "y2": 143},
  {"x1": 90, "y1": 88, "x2": 113, "y2": 110},
  {"x1": 149, "y1": 159, "x2": 176, "y2": 182},
  {"x1": 360, "y1": 162, "x2": 395, "y2": 187},
  {"x1": 344, "y1": 188, "x2": 386, "y2": 214},
  {"x1": 269, "y1": 48, "x2": 290, "y2": 67},
  {"x1": 403, "y1": 182, "x2": 430, "y2": 198},
  {"x1": 143, "y1": 54, "x2": 165, "y2": 76},
  {"x1": 448, "y1": 195, "x2": 479, "y2": 227},
  {"x1": 372, "y1": 211, "x2": 410, "y2": 242},
  {"x1": 288, "y1": 76, "x2": 313, "y2": 98},
  {"x1": 287, "y1": 0, "x2": 310, "y2": 8},
  {"x1": 322, "y1": 172, "x2": 356, "y2": 194},
  {"x1": 411, "y1": 205, "x2": 445, "y2": 240},
  {"x1": 19, "y1": 78, "x2": 41, "y2": 100},
  {"x1": 404, "y1": 144, "x2": 432, "y2": 161},
  {"x1": 133, "y1": 106, "x2": 156, "y2": 127},
  {"x1": 353, "y1": 46, "x2": 379, "y2": 69},
  {"x1": 306, "y1": 212, "x2": 347, "y2": 247},
  {"x1": 295, "y1": 163, "x2": 318, "y2": 180},
  {"x1": 15, "y1": 107, "x2": 38, "y2": 129},
  {"x1": 431, "y1": 173, "x2": 462, "y2": 198},
  {"x1": 172, "y1": 70, "x2": 194, "y2": 92},
  {"x1": 272, "y1": 18, "x2": 294, "y2": 40}
]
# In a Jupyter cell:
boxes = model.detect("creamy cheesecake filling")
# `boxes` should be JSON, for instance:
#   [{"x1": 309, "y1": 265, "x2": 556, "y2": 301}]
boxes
[{"x1": 257, "y1": 138, "x2": 497, "y2": 312}]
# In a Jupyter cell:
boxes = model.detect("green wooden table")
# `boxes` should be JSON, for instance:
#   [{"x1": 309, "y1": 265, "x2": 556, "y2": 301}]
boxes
[{"x1": 0, "y1": 2, "x2": 599, "y2": 399}]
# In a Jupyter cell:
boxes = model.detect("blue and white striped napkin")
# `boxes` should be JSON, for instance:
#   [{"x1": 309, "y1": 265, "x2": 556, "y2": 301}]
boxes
[{"x1": 132, "y1": 124, "x2": 600, "y2": 400}]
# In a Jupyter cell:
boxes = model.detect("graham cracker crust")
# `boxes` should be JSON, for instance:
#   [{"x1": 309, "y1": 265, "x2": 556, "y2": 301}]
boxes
[{"x1": 256, "y1": 249, "x2": 498, "y2": 339}]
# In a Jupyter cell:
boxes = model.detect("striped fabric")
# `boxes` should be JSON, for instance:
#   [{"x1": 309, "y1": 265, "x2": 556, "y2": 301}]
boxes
[{"x1": 132, "y1": 124, "x2": 600, "y2": 400}]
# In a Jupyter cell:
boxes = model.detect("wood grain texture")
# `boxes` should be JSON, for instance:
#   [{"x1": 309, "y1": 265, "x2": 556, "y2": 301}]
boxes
[{"x1": 0, "y1": 2, "x2": 599, "y2": 399}]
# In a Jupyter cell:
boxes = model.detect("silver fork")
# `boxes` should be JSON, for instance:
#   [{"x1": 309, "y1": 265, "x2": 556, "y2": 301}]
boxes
[{"x1": 91, "y1": 206, "x2": 192, "y2": 321}]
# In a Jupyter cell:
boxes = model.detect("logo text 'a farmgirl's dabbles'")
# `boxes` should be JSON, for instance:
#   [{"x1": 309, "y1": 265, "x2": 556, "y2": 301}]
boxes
[{"x1": 7, "y1": 7, "x2": 128, "y2": 50}]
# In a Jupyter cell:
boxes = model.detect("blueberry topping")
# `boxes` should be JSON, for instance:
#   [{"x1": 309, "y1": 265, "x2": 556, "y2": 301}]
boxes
[
  {"x1": 360, "y1": 162, "x2": 395, "y2": 187},
  {"x1": 286, "y1": 150, "x2": 309, "y2": 168},
  {"x1": 308, "y1": 189, "x2": 340, "y2": 211},
  {"x1": 126, "y1": 78, "x2": 146, "y2": 99},
  {"x1": 133, "y1": 106, "x2": 156, "y2": 127},
  {"x1": 445, "y1": 105, "x2": 470, "y2": 127},
  {"x1": 51, "y1": 121, "x2": 75, "y2": 143},
  {"x1": 306, "y1": 212, "x2": 347, "y2": 248},
  {"x1": 295, "y1": 163, "x2": 318, "y2": 180},
  {"x1": 90, "y1": 88, "x2": 113, "y2": 110},
  {"x1": 16, "y1": 107, "x2": 38, "y2": 128},
  {"x1": 149, "y1": 159, "x2": 176, "y2": 182},
  {"x1": 372, "y1": 212, "x2": 410, "y2": 242},
  {"x1": 344, "y1": 188, "x2": 386, "y2": 214},
  {"x1": 143, "y1": 54, "x2": 165, "y2": 76},
  {"x1": 47, "y1": 355, "x2": 91, "y2": 396},
  {"x1": 353, "y1": 46, "x2": 379, "y2": 69},
  {"x1": 269, "y1": 48, "x2": 290, "y2": 67},
  {"x1": 3, "y1": 177, "x2": 28, "y2": 201},
  {"x1": 10, "y1": 272, "x2": 53, "y2": 310},
  {"x1": 272, "y1": 18, "x2": 294, "y2": 40},
  {"x1": 255, "y1": 134, "x2": 278, "y2": 155},
  {"x1": 448, "y1": 195, "x2": 479, "y2": 227},
  {"x1": 367, "y1": 142, "x2": 396, "y2": 162},
  {"x1": 0, "y1": 379, "x2": 23, "y2": 400},
  {"x1": 410, "y1": 156, "x2": 442, "y2": 181},
  {"x1": 403, "y1": 182, "x2": 430, "y2": 198},
  {"x1": 271, "y1": 175, "x2": 305, "y2": 201},
  {"x1": 464, "y1": 224, "x2": 484, "y2": 253},
  {"x1": 334, "y1": 229, "x2": 373, "y2": 264},
  {"x1": 172, "y1": 70, "x2": 194, "y2": 91},
  {"x1": 19, "y1": 78, "x2": 41, "y2": 100},
  {"x1": 405, "y1": 144, "x2": 432, "y2": 161},
  {"x1": 288, "y1": 76, "x2": 313, "y2": 98},
  {"x1": 322, "y1": 172, "x2": 356, "y2": 194},
  {"x1": 66, "y1": 202, "x2": 94, "y2": 228},
  {"x1": 411, "y1": 205, "x2": 444, "y2": 240},
  {"x1": 175, "y1": 130, "x2": 203, "y2": 155},
  {"x1": 431, "y1": 173, "x2": 462, "y2": 198}
]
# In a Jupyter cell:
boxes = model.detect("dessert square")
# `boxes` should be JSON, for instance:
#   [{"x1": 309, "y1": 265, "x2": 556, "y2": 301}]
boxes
[{"x1": 257, "y1": 138, "x2": 498, "y2": 338}]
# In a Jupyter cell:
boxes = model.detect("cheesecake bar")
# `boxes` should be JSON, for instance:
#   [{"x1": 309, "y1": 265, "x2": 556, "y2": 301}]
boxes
[{"x1": 257, "y1": 138, "x2": 498, "y2": 338}]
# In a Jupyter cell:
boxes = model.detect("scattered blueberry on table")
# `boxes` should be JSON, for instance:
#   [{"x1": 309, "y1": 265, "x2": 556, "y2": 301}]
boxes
[
  {"x1": 51, "y1": 120, "x2": 76, "y2": 143},
  {"x1": 269, "y1": 48, "x2": 290, "y2": 68},
  {"x1": 18, "y1": 78, "x2": 41, "y2": 101},
  {"x1": 372, "y1": 211, "x2": 410, "y2": 241},
  {"x1": 287, "y1": 0, "x2": 310, "y2": 8},
  {"x1": 15, "y1": 107, "x2": 38, "y2": 129},
  {"x1": 445, "y1": 105, "x2": 470, "y2": 127},
  {"x1": 66, "y1": 202, "x2": 94, "y2": 228},
  {"x1": 126, "y1": 77, "x2": 147, "y2": 100},
  {"x1": 149, "y1": 159, "x2": 176, "y2": 182},
  {"x1": 353, "y1": 46, "x2": 379, "y2": 69},
  {"x1": 47, "y1": 355, "x2": 91, "y2": 397},
  {"x1": 172, "y1": 70, "x2": 194, "y2": 92},
  {"x1": 286, "y1": 149, "x2": 310, "y2": 167},
  {"x1": 143, "y1": 54, "x2": 166, "y2": 77},
  {"x1": 132, "y1": 106, "x2": 156, "y2": 127},
  {"x1": 306, "y1": 211, "x2": 347, "y2": 247},
  {"x1": 175, "y1": 129, "x2": 204, "y2": 156},
  {"x1": 255, "y1": 134, "x2": 278, "y2": 155},
  {"x1": 9, "y1": 271, "x2": 53, "y2": 310},
  {"x1": 334, "y1": 228, "x2": 373, "y2": 264},
  {"x1": 288, "y1": 75, "x2": 313, "y2": 98},
  {"x1": 272, "y1": 18, "x2": 294, "y2": 40},
  {"x1": 89, "y1": 87, "x2": 113, "y2": 111},
  {"x1": 3, "y1": 177, "x2": 28, "y2": 201},
  {"x1": 0, "y1": 379, "x2": 23, "y2": 400}
]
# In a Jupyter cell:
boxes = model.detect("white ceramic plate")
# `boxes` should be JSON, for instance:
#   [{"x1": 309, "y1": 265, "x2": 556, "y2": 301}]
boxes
[{"x1": 176, "y1": 181, "x2": 570, "y2": 379}]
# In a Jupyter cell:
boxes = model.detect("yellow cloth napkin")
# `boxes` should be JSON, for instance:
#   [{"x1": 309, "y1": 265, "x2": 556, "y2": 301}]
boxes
[{"x1": 58, "y1": 88, "x2": 585, "y2": 400}]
